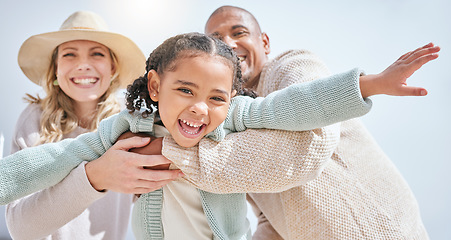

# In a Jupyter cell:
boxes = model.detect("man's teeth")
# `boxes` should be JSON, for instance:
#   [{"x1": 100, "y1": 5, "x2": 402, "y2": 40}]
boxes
[
  {"x1": 73, "y1": 78, "x2": 97, "y2": 84},
  {"x1": 238, "y1": 56, "x2": 245, "y2": 62},
  {"x1": 181, "y1": 119, "x2": 202, "y2": 128}
]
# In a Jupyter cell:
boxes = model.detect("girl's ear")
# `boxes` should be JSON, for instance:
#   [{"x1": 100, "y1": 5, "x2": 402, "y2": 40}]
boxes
[
  {"x1": 147, "y1": 70, "x2": 160, "y2": 102},
  {"x1": 231, "y1": 89, "x2": 237, "y2": 98}
]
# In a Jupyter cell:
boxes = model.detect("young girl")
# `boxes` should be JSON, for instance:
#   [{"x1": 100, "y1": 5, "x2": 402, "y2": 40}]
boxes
[
  {"x1": 0, "y1": 32, "x2": 435, "y2": 239},
  {"x1": 4, "y1": 11, "x2": 173, "y2": 240}
]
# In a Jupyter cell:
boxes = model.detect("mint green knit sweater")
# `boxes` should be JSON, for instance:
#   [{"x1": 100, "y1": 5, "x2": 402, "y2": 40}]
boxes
[{"x1": 0, "y1": 68, "x2": 370, "y2": 208}]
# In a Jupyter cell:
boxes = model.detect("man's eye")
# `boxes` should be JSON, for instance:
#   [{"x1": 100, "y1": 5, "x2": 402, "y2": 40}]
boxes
[{"x1": 233, "y1": 31, "x2": 247, "y2": 37}]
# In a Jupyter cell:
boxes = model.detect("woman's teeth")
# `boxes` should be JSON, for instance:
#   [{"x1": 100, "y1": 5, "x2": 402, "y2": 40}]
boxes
[{"x1": 73, "y1": 78, "x2": 97, "y2": 85}]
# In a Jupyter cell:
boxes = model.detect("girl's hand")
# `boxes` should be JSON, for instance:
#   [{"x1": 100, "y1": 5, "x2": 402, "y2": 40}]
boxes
[{"x1": 360, "y1": 42, "x2": 440, "y2": 98}]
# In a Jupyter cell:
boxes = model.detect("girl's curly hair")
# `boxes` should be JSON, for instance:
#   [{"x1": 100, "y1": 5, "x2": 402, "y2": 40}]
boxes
[{"x1": 125, "y1": 32, "x2": 256, "y2": 117}]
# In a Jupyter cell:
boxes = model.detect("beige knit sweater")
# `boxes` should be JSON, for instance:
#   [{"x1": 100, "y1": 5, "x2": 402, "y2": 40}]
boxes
[{"x1": 162, "y1": 50, "x2": 428, "y2": 239}]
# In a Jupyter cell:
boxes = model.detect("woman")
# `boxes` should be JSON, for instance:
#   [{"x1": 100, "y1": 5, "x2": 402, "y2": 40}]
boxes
[{"x1": 6, "y1": 11, "x2": 180, "y2": 240}]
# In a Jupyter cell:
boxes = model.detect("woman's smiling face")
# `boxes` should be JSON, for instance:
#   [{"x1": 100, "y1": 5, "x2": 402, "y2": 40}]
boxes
[
  {"x1": 55, "y1": 40, "x2": 115, "y2": 104},
  {"x1": 148, "y1": 55, "x2": 234, "y2": 148}
]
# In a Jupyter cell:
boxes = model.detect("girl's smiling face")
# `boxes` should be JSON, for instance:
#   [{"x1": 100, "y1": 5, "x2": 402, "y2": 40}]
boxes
[
  {"x1": 56, "y1": 40, "x2": 115, "y2": 105},
  {"x1": 148, "y1": 55, "x2": 234, "y2": 148}
]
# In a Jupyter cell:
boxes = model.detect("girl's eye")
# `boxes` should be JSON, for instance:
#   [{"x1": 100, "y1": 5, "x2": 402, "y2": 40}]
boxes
[
  {"x1": 177, "y1": 88, "x2": 192, "y2": 95},
  {"x1": 211, "y1": 96, "x2": 226, "y2": 102}
]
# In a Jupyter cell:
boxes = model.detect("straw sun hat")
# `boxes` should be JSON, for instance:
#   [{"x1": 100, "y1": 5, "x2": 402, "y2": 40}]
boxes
[{"x1": 18, "y1": 11, "x2": 146, "y2": 88}]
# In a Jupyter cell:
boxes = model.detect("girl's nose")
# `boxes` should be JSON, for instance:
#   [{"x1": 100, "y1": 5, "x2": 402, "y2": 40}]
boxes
[{"x1": 190, "y1": 102, "x2": 208, "y2": 115}]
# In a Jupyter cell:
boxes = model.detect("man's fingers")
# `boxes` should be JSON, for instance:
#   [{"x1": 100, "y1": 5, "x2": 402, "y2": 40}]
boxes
[
  {"x1": 138, "y1": 168, "x2": 184, "y2": 181},
  {"x1": 137, "y1": 154, "x2": 173, "y2": 167},
  {"x1": 113, "y1": 136, "x2": 152, "y2": 151}
]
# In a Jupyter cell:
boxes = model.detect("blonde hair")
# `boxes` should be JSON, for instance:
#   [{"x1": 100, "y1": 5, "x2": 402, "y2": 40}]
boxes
[{"x1": 26, "y1": 47, "x2": 122, "y2": 144}]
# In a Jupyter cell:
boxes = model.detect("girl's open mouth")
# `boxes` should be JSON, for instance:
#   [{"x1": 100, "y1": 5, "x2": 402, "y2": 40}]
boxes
[{"x1": 178, "y1": 119, "x2": 206, "y2": 139}]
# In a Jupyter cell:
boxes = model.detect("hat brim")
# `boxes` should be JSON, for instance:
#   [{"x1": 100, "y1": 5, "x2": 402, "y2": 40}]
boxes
[{"x1": 18, "y1": 29, "x2": 146, "y2": 88}]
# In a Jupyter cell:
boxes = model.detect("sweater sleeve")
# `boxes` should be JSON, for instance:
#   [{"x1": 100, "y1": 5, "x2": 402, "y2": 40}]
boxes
[
  {"x1": 5, "y1": 104, "x2": 107, "y2": 239},
  {"x1": 6, "y1": 162, "x2": 107, "y2": 239},
  {"x1": 0, "y1": 110, "x2": 154, "y2": 205},
  {"x1": 162, "y1": 50, "x2": 344, "y2": 193},
  {"x1": 207, "y1": 68, "x2": 371, "y2": 141}
]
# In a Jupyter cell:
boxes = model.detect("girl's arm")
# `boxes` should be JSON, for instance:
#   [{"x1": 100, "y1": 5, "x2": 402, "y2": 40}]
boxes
[
  {"x1": 5, "y1": 104, "x2": 108, "y2": 239},
  {"x1": 0, "y1": 110, "x2": 154, "y2": 204},
  {"x1": 163, "y1": 49, "x2": 339, "y2": 193},
  {"x1": 211, "y1": 43, "x2": 439, "y2": 140},
  {"x1": 162, "y1": 43, "x2": 438, "y2": 193},
  {"x1": 213, "y1": 68, "x2": 368, "y2": 139}
]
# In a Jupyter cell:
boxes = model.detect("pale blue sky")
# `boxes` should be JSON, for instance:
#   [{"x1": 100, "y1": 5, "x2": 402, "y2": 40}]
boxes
[{"x1": 0, "y1": 0, "x2": 450, "y2": 239}]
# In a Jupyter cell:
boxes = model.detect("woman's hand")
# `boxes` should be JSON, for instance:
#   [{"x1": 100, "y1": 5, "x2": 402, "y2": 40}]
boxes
[
  {"x1": 85, "y1": 134, "x2": 183, "y2": 194},
  {"x1": 360, "y1": 42, "x2": 440, "y2": 98}
]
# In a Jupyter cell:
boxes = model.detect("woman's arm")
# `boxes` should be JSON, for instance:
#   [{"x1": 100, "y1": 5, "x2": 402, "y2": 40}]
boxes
[
  {"x1": 6, "y1": 162, "x2": 107, "y2": 239},
  {"x1": 0, "y1": 110, "x2": 156, "y2": 204},
  {"x1": 5, "y1": 104, "x2": 107, "y2": 238},
  {"x1": 5, "y1": 105, "x2": 181, "y2": 238}
]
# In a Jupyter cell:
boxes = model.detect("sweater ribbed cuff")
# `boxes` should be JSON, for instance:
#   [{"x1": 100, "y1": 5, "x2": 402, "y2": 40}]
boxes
[{"x1": 316, "y1": 67, "x2": 372, "y2": 122}]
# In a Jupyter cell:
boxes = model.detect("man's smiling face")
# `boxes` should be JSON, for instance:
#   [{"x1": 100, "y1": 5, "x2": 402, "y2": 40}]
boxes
[{"x1": 205, "y1": 7, "x2": 270, "y2": 89}]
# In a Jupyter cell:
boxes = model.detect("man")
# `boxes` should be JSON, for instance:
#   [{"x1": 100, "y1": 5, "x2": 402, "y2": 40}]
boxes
[{"x1": 197, "y1": 5, "x2": 430, "y2": 239}]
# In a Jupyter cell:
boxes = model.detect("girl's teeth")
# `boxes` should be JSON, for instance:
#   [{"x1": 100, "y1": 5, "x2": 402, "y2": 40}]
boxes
[
  {"x1": 181, "y1": 119, "x2": 201, "y2": 128},
  {"x1": 182, "y1": 128, "x2": 199, "y2": 135}
]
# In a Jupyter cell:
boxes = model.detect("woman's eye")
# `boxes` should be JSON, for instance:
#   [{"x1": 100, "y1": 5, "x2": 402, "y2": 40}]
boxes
[
  {"x1": 93, "y1": 52, "x2": 105, "y2": 57},
  {"x1": 62, "y1": 53, "x2": 75, "y2": 57}
]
